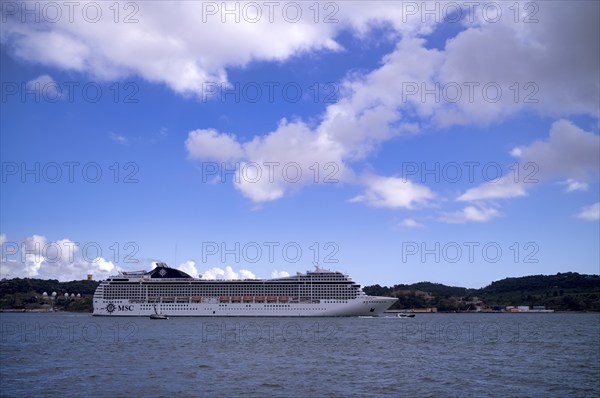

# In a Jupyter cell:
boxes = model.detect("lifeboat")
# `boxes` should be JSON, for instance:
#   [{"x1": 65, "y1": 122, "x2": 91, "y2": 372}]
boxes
[
  {"x1": 266, "y1": 296, "x2": 278, "y2": 302},
  {"x1": 278, "y1": 296, "x2": 289, "y2": 302}
]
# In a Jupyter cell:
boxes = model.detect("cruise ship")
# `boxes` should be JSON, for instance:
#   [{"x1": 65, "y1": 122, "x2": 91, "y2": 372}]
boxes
[{"x1": 93, "y1": 263, "x2": 397, "y2": 317}]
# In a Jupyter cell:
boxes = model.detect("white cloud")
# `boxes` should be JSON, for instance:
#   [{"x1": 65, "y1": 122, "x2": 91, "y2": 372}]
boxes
[
  {"x1": 439, "y1": 206, "x2": 501, "y2": 224},
  {"x1": 340, "y1": 2, "x2": 600, "y2": 133},
  {"x1": 3, "y1": 2, "x2": 596, "y2": 117},
  {"x1": 109, "y1": 132, "x2": 128, "y2": 144},
  {"x1": 200, "y1": 266, "x2": 256, "y2": 280},
  {"x1": 562, "y1": 179, "x2": 589, "y2": 193},
  {"x1": 187, "y1": 119, "x2": 350, "y2": 203},
  {"x1": 316, "y1": 2, "x2": 599, "y2": 136},
  {"x1": 177, "y1": 260, "x2": 199, "y2": 278},
  {"x1": 350, "y1": 175, "x2": 435, "y2": 209},
  {"x1": 576, "y1": 202, "x2": 600, "y2": 221},
  {"x1": 0, "y1": 2, "x2": 437, "y2": 98},
  {"x1": 26, "y1": 74, "x2": 61, "y2": 99},
  {"x1": 8, "y1": 3, "x2": 597, "y2": 208},
  {"x1": 436, "y1": 2, "x2": 599, "y2": 123},
  {"x1": 458, "y1": 175, "x2": 528, "y2": 202},
  {"x1": 185, "y1": 128, "x2": 243, "y2": 162},
  {"x1": 186, "y1": 2, "x2": 598, "y2": 205},
  {"x1": 95, "y1": 257, "x2": 116, "y2": 272},
  {"x1": 459, "y1": 120, "x2": 599, "y2": 202},
  {"x1": 0, "y1": 234, "x2": 118, "y2": 281},
  {"x1": 271, "y1": 270, "x2": 290, "y2": 278},
  {"x1": 399, "y1": 218, "x2": 424, "y2": 228},
  {"x1": 511, "y1": 120, "x2": 600, "y2": 181},
  {"x1": 239, "y1": 269, "x2": 256, "y2": 280}
]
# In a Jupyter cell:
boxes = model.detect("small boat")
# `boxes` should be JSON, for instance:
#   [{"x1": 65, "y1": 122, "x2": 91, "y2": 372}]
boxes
[
  {"x1": 396, "y1": 313, "x2": 415, "y2": 318},
  {"x1": 150, "y1": 304, "x2": 168, "y2": 320}
]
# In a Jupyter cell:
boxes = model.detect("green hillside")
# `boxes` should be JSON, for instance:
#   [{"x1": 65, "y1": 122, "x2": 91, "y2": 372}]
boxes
[
  {"x1": 0, "y1": 278, "x2": 99, "y2": 312},
  {"x1": 363, "y1": 272, "x2": 600, "y2": 311},
  {"x1": 477, "y1": 272, "x2": 600, "y2": 311}
]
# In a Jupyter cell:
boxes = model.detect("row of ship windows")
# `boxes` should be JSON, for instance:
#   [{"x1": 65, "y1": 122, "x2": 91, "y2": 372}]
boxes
[
  {"x1": 125, "y1": 301, "x2": 349, "y2": 308},
  {"x1": 140, "y1": 307, "x2": 328, "y2": 311},
  {"x1": 214, "y1": 307, "x2": 327, "y2": 311},
  {"x1": 102, "y1": 294, "x2": 356, "y2": 298},
  {"x1": 218, "y1": 304, "x2": 292, "y2": 307},
  {"x1": 134, "y1": 304, "x2": 333, "y2": 311},
  {"x1": 106, "y1": 282, "x2": 353, "y2": 284},
  {"x1": 104, "y1": 287, "x2": 358, "y2": 295}
]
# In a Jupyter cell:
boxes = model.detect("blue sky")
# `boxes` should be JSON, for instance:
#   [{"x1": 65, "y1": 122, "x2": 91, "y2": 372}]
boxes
[{"x1": 1, "y1": 1, "x2": 598, "y2": 287}]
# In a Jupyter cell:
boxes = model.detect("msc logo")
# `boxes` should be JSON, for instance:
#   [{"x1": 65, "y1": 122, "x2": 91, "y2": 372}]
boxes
[{"x1": 105, "y1": 303, "x2": 133, "y2": 313}]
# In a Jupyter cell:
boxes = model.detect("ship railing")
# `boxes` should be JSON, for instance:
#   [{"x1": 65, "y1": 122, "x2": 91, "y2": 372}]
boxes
[{"x1": 141, "y1": 278, "x2": 194, "y2": 282}]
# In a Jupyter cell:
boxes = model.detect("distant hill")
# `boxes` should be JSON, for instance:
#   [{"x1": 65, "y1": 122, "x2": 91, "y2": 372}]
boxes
[
  {"x1": 363, "y1": 272, "x2": 600, "y2": 311},
  {"x1": 477, "y1": 272, "x2": 600, "y2": 311},
  {"x1": 0, "y1": 278, "x2": 99, "y2": 312}
]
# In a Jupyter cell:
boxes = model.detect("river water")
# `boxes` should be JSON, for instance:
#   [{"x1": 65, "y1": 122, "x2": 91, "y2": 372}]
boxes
[{"x1": 1, "y1": 312, "x2": 598, "y2": 397}]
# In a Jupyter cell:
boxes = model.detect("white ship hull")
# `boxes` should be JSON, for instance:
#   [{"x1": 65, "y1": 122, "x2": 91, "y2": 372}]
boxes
[{"x1": 93, "y1": 297, "x2": 396, "y2": 317}]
